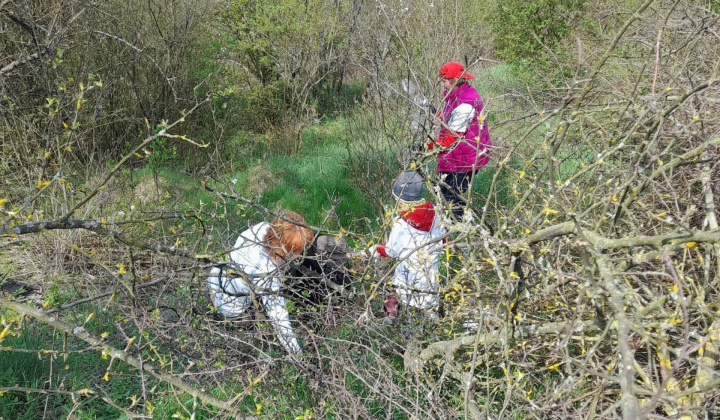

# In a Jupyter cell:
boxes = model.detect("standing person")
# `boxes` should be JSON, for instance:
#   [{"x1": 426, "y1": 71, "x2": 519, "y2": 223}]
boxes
[
  {"x1": 207, "y1": 210, "x2": 313, "y2": 355},
  {"x1": 369, "y1": 171, "x2": 446, "y2": 320},
  {"x1": 429, "y1": 61, "x2": 491, "y2": 219}
]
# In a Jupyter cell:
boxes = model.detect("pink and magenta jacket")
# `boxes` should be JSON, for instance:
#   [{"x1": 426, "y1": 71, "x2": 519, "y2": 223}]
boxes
[{"x1": 434, "y1": 83, "x2": 491, "y2": 172}]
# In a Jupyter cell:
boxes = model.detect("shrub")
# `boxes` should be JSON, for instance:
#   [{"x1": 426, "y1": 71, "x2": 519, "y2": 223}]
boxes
[{"x1": 488, "y1": 0, "x2": 585, "y2": 63}]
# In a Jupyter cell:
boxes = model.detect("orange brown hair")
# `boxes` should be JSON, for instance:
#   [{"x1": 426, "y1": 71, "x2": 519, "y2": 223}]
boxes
[{"x1": 263, "y1": 210, "x2": 314, "y2": 264}]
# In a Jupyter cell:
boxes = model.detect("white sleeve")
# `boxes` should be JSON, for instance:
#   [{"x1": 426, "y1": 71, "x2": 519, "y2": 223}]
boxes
[
  {"x1": 384, "y1": 221, "x2": 411, "y2": 259},
  {"x1": 430, "y1": 216, "x2": 446, "y2": 240},
  {"x1": 262, "y1": 292, "x2": 302, "y2": 354},
  {"x1": 447, "y1": 103, "x2": 475, "y2": 133}
]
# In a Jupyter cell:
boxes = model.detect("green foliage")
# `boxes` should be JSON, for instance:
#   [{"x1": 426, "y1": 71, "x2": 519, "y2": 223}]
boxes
[
  {"x1": 488, "y1": 0, "x2": 585, "y2": 62},
  {"x1": 312, "y1": 81, "x2": 365, "y2": 118},
  {"x1": 237, "y1": 81, "x2": 288, "y2": 133},
  {"x1": 148, "y1": 136, "x2": 179, "y2": 172},
  {"x1": 44, "y1": 282, "x2": 79, "y2": 307},
  {"x1": 221, "y1": 0, "x2": 286, "y2": 84},
  {"x1": 220, "y1": 0, "x2": 354, "y2": 125}
]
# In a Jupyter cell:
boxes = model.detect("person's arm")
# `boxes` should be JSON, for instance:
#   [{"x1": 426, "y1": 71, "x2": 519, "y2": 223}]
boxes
[
  {"x1": 261, "y1": 278, "x2": 302, "y2": 354},
  {"x1": 383, "y1": 221, "x2": 415, "y2": 259},
  {"x1": 447, "y1": 103, "x2": 476, "y2": 133},
  {"x1": 429, "y1": 103, "x2": 476, "y2": 149}
]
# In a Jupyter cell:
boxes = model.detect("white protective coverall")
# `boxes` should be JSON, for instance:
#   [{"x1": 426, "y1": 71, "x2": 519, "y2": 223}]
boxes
[
  {"x1": 378, "y1": 202, "x2": 446, "y2": 310},
  {"x1": 207, "y1": 222, "x2": 302, "y2": 354}
]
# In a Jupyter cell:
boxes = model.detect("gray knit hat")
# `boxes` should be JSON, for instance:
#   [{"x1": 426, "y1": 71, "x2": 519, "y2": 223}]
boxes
[{"x1": 392, "y1": 171, "x2": 424, "y2": 203}]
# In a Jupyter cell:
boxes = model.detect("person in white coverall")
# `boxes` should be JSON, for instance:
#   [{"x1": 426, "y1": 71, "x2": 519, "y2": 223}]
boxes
[
  {"x1": 369, "y1": 171, "x2": 446, "y2": 318},
  {"x1": 207, "y1": 210, "x2": 313, "y2": 355}
]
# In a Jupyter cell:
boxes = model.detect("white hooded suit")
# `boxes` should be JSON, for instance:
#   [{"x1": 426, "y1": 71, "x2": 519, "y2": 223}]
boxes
[
  {"x1": 207, "y1": 222, "x2": 302, "y2": 354},
  {"x1": 376, "y1": 201, "x2": 445, "y2": 310}
]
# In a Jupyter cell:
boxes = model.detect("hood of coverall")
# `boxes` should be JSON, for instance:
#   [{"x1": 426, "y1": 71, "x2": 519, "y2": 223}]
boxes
[{"x1": 400, "y1": 201, "x2": 436, "y2": 232}]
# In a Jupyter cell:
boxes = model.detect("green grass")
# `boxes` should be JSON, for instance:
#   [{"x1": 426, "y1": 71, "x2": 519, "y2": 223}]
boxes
[
  {"x1": 0, "y1": 325, "x2": 48, "y2": 419},
  {"x1": 473, "y1": 62, "x2": 531, "y2": 97},
  {"x1": 223, "y1": 118, "x2": 380, "y2": 231},
  {"x1": 119, "y1": 115, "x2": 380, "y2": 236},
  {"x1": 0, "y1": 306, "x2": 155, "y2": 419},
  {"x1": 258, "y1": 146, "x2": 375, "y2": 227}
]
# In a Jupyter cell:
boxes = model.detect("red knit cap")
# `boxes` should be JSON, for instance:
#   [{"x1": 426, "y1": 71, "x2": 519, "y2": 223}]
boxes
[{"x1": 439, "y1": 62, "x2": 475, "y2": 80}]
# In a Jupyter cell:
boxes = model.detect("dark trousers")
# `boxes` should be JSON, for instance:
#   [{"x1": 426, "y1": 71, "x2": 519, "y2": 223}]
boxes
[{"x1": 437, "y1": 171, "x2": 474, "y2": 219}]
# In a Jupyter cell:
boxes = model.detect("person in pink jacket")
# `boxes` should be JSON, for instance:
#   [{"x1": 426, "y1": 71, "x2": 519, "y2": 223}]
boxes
[
  {"x1": 370, "y1": 171, "x2": 446, "y2": 320},
  {"x1": 429, "y1": 61, "x2": 492, "y2": 219}
]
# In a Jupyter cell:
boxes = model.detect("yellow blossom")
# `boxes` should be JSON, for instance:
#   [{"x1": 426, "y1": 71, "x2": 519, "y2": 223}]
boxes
[
  {"x1": 0, "y1": 326, "x2": 10, "y2": 341},
  {"x1": 659, "y1": 357, "x2": 671, "y2": 370}
]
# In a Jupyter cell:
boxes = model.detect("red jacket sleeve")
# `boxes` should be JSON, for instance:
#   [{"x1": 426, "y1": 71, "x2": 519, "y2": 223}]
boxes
[
  {"x1": 376, "y1": 243, "x2": 389, "y2": 257},
  {"x1": 438, "y1": 132, "x2": 459, "y2": 147},
  {"x1": 429, "y1": 133, "x2": 458, "y2": 150}
]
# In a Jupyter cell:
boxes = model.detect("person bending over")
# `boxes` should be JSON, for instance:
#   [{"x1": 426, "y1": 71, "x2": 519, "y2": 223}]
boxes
[{"x1": 207, "y1": 210, "x2": 313, "y2": 355}]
